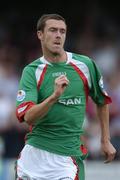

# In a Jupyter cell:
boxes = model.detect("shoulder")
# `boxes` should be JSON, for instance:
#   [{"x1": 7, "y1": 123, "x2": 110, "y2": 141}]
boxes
[
  {"x1": 26, "y1": 57, "x2": 43, "y2": 69},
  {"x1": 72, "y1": 52, "x2": 91, "y2": 62},
  {"x1": 22, "y1": 57, "x2": 43, "y2": 73},
  {"x1": 71, "y1": 52, "x2": 95, "y2": 67}
]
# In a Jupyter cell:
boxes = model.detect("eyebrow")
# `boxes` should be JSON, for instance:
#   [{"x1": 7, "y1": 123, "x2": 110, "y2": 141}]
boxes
[{"x1": 49, "y1": 27, "x2": 66, "y2": 31}]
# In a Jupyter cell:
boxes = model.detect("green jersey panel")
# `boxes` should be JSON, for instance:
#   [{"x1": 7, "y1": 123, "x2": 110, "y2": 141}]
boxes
[
  {"x1": 16, "y1": 66, "x2": 38, "y2": 105},
  {"x1": 72, "y1": 53, "x2": 112, "y2": 105},
  {"x1": 16, "y1": 52, "x2": 112, "y2": 157}
]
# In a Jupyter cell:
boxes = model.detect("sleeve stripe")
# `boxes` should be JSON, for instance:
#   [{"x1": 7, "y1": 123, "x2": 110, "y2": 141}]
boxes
[
  {"x1": 103, "y1": 94, "x2": 112, "y2": 104},
  {"x1": 16, "y1": 101, "x2": 36, "y2": 122}
]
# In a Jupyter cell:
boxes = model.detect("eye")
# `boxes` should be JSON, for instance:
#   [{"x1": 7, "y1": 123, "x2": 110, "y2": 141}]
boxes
[
  {"x1": 60, "y1": 29, "x2": 66, "y2": 34},
  {"x1": 49, "y1": 28, "x2": 57, "y2": 32}
]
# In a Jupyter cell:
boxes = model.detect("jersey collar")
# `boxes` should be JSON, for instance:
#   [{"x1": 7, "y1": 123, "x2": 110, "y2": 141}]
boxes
[{"x1": 39, "y1": 51, "x2": 72, "y2": 65}]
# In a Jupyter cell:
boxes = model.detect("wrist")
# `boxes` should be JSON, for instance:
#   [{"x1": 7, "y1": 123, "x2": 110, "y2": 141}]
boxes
[
  {"x1": 51, "y1": 92, "x2": 60, "y2": 100},
  {"x1": 50, "y1": 93, "x2": 59, "y2": 102},
  {"x1": 101, "y1": 137, "x2": 110, "y2": 143}
]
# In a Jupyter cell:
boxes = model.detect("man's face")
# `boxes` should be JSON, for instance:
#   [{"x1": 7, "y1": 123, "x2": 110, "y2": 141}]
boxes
[{"x1": 37, "y1": 19, "x2": 67, "y2": 54}]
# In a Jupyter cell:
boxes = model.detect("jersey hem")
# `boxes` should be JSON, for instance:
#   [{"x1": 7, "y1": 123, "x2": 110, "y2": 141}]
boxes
[{"x1": 26, "y1": 142, "x2": 83, "y2": 157}]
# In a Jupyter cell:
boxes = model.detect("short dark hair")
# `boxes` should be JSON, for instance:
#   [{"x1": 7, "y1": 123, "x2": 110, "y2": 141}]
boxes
[{"x1": 37, "y1": 13, "x2": 66, "y2": 31}]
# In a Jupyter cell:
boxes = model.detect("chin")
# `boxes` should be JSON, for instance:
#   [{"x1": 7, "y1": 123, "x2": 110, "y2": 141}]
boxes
[
  {"x1": 51, "y1": 49, "x2": 61, "y2": 56},
  {"x1": 54, "y1": 47, "x2": 63, "y2": 53}
]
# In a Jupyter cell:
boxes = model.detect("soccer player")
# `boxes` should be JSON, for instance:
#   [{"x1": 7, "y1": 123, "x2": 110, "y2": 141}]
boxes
[{"x1": 15, "y1": 14, "x2": 116, "y2": 180}]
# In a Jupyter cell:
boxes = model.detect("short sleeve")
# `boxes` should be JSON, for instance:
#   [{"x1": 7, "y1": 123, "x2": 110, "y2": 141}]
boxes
[
  {"x1": 16, "y1": 66, "x2": 38, "y2": 122},
  {"x1": 89, "y1": 60, "x2": 112, "y2": 105}
]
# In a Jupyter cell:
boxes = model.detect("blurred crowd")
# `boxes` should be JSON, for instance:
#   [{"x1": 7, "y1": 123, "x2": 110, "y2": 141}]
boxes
[{"x1": 0, "y1": 9, "x2": 120, "y2": 179}]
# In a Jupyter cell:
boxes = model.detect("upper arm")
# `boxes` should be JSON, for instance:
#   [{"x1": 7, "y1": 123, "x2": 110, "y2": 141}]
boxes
[
  {"x1": 89, "y1": 60, "x2": 112, "y2": 105},
  {"x1": 16, "y1": 66, "x2": 38, "y2": 122}
]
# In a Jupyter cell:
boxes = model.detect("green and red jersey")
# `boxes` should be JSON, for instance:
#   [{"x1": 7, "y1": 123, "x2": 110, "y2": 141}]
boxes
[{"x1": 16, "y1": 52, "x2": 112, "y2": 157}]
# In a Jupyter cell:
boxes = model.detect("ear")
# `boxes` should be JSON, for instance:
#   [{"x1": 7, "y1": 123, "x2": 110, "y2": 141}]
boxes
[{"x1": 37, "y1": 31, "x2": 43, "y2": 41}]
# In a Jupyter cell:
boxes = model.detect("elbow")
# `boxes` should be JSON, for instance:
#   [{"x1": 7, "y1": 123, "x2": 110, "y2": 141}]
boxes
[{"x1": 24, "y1": 111, "x2": 34, "y2": 126}]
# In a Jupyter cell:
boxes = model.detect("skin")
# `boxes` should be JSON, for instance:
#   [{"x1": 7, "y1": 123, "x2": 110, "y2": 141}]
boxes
[
  {"x1": 37, "y1": 19, "x2": 67, "y2": 62},
  {"x1": 96, "y1": 105, "x2": 116, "y2": 163},
  {"x1": 25, "y1": 19, "x2": 69, "y2": 124},
  {"x1": 24, "y1": 18, "x2": 116, "y2": 163}
]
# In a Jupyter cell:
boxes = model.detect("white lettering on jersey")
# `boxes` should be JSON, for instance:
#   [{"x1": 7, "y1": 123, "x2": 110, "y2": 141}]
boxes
[
  {"x1": 58, "y1": 97, "x2": 81, "y2": 105},
  {"x1": 52, "y1": 72, "x2": 66, "y2": 77}
]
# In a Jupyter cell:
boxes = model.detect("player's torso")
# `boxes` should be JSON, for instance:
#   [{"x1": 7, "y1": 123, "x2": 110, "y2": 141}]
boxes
[
  {"x1": 39, "y1": 62, "x2": 86, "y2": 103},
  {"x1": 35, "y1": 61, "x2": 87, "y2": 132},
  {"x1": 26, "y1": 54, "x2": 91, "y2": 156}
]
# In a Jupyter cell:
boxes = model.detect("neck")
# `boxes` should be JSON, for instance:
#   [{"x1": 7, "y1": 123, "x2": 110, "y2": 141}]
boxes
[{"x1": 43, "y1": 50, "x2": 67, "y2": 63}]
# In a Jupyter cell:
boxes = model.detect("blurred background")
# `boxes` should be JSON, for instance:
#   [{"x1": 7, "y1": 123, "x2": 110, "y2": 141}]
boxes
[{"x1": 0, "y1": 1, "x2": 120, "y2": 179}]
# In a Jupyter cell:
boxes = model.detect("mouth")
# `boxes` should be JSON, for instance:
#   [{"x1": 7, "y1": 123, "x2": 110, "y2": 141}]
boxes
[{"x1": 54, "y1": 42, "x2": 61, "y2": 45}]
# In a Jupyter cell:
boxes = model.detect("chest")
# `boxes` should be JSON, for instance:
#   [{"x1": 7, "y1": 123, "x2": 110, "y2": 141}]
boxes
[{"x1": 38, "y1": 64, "x2": 86, "y2": 101}]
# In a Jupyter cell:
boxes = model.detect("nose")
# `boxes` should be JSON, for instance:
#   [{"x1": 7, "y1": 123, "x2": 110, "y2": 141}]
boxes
[{"x1": 56, "y1": 30, "x2": 61, "y2": 37}]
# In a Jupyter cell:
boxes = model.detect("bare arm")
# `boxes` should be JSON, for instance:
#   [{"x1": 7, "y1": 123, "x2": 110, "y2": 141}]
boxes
[
  {"x1": 24, "y1": 75, "x2": 69, "y2": 125},
  {"x1": 96, "y1": 104, "x2": 116, "y2": 163}
]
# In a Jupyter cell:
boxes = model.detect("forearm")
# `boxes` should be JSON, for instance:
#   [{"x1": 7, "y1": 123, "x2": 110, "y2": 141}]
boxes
[
  {"x1": 96, "y1": 104, "x2": 116, "y2": 163},
  {"x1": 24, "y1": 93, "x2": 58, "y2": 125},
  {"x1": 96, "y1": 104, "x2": 110, "y2": 142},
  {"x1": 24, "y1": 75, "x2": 69, "y2": 125}
]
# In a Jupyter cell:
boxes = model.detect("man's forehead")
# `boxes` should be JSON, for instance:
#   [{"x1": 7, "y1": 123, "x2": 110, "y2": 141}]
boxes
[{"x1": 45, "y1": 19, "x2": 66, "y2": 29}]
